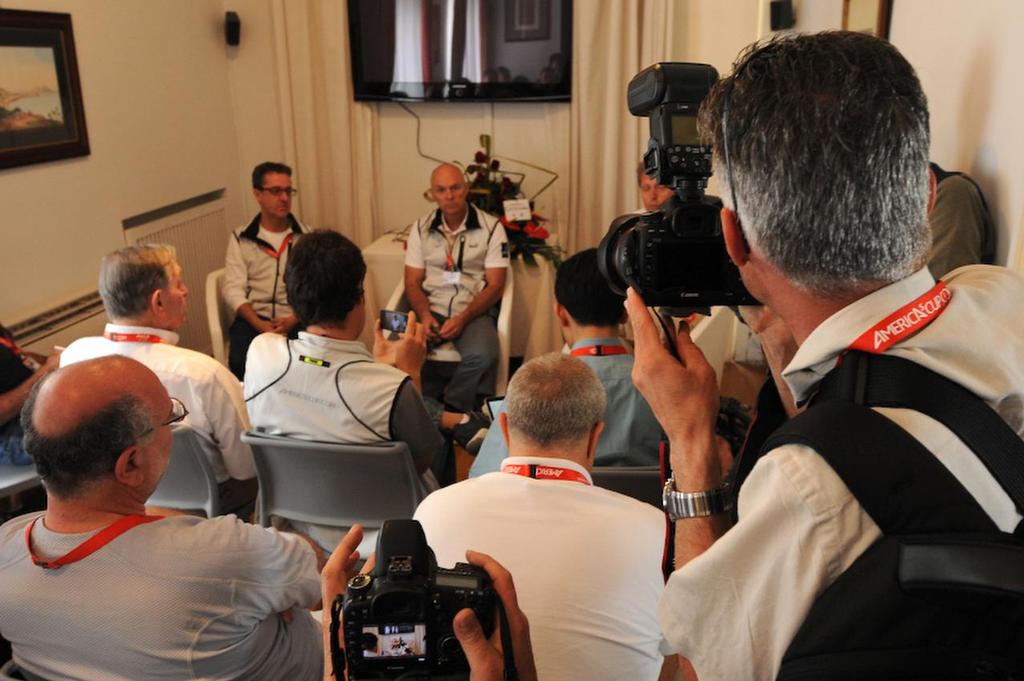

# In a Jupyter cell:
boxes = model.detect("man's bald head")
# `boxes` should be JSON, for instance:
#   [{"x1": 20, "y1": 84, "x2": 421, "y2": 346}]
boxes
[
  {"x1": 429, "y1": 163, "x2": 470, "y2": 225},
  {"x1": 22, "y1": 356, "x2": 169, "y2": 498}
]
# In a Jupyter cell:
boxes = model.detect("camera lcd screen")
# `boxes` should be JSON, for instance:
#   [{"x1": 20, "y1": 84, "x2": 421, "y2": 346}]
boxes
[
  {"x1": 656, "y1": 241, "x2": 726, "y2": 291},
  {"x1": 670, "y1": 115, "x2": 700, "y2": 146},
  {"x1": 361, "y1": 623, "x2": 427, "y2": 659},
  {"x1": 380, "y1": 310, "x2": 409, "y2": 334},
  {"x1": 436, "y1": 573, "x2": 480, "y2": 589}
]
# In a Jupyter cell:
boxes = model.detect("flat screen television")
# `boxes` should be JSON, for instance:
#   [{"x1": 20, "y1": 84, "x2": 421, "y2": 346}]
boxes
[{"x1": 348, "y1": 0, "x2": 572, "y2": 102}]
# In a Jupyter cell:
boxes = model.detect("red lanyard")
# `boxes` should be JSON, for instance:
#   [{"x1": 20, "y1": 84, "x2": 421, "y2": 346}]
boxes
[
  {"x1": 570, "y1": 344, "x2": 628, "y2": 357},
  {"x1": 25, "y1": 515, "x2": 164, "y2": 569},
  {"x1": 260, "y1": 232, "x2": 294, "y2": 259},
  {"x1": 848, "y1": 281, "x2": 951, "y2": 354},
  {"x1": 0, "y1": 333, "x2": 22, "y2": 358},
  {"x1": 104, "y1": 332, "x2": 166, "y2": 344},
  {"x1": 501, "y1": 462, "x2": 591, "y2": 485}
]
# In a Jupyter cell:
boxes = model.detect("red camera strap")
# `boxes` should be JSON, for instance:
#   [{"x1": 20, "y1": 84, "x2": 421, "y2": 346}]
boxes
[{"x1": 26, "y1": 514, "x2": 164, "y2": 570}]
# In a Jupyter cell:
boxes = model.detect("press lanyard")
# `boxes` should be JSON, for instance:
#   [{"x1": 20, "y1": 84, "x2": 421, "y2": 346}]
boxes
[
  {"x1": 847, "y1": 281, "x2": 951, "y2": 355},
  {"x1": 444, "y1": 234, "x2": 466, "y2": 271},
  {"x1": 571, "y1": 344, "x2": 628, "y2": 358},
  {"x1": 260, "y1": 232, "x2": 294, "y2": 260},
  {"x1": 501, "y1": 462, "x2": 591, "y2": 485},
  {"x1": 0, "y1": 332, "x2": 22, "y2": 358},
  {"x1": 25, "y1": 514, "x2": 164, "y2": 569},
  {"x1": 104, "y1": 332, "x2": 166, "y2": 344}
]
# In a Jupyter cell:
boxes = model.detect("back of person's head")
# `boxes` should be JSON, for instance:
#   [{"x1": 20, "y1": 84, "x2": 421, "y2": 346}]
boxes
[
  {"x1": 505, "y1": 353, "x2": 606, "y2": 449},
  {"x1": 21, "y1": 360, "x2": 154, "y2": 499},
  {"x1": 252, "y1": 161, "x2": 292, "y2": 188},
  {"x1": 698, "y1": 31, "x2": 931, "y2": 296},
  {"x1": 555, "y1": 248, "x2": 625, "y2": 327},
  {"x1": 99, "y1": 244, "x2": 177, "y2": 319},
  {"x1": 286, "y1": 229, "x2": 366, "y2": 326}
]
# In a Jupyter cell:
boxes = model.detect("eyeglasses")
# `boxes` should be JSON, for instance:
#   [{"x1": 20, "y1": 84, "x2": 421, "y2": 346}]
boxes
[
  {"x1": 259, "y1": 186, "x2": 298, "y2": 197},
  {"x1": 139, "y1": 397, "x2": 189, "y2": 441}
]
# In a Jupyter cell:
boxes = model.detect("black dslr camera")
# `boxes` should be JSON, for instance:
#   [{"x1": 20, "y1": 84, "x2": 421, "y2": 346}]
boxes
[
  {"x1": 598, "y1": 62, "x2": 758, "y2": 312},
  {"x1": 341, "y1": 519, "x2": 496, "y2": 679}
]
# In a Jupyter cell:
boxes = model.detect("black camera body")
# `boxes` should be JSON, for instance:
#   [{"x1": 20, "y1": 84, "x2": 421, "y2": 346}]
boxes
[
  {"x1": 599, "y1": 62, "x2": 758, "y2": 312},
  {"x1": 342, "y1": 519, "x2": 495, "y2": 679}
]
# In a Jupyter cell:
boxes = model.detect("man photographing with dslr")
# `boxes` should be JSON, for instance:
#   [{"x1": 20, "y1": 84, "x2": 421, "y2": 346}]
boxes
[{"x1": 624, "y1": 32, "x2": 1024, "y2": 681}]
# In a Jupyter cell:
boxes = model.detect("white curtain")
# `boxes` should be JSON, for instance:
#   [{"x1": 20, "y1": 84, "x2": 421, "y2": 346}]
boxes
[
  {"x1": 270, "y1": 0, "x2": 383, "y2": 248},
  {"x1": 566, "y1": 0, "x2": 675, "y2": 253}
]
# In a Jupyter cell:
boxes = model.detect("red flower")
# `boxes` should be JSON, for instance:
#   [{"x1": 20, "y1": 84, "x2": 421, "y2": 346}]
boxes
[
  {"x1": 500, "y1": 216, "x2": 522, "y2": 232},
  {"x1": 490, "y1": 159, "x2": 500, "y2": 170},
  {"x1": 474, "y1": 150, "x2": 487, "y2": 163},
  {"x1": 523, "y1": 223, "x2": 549, "y2": 240}
]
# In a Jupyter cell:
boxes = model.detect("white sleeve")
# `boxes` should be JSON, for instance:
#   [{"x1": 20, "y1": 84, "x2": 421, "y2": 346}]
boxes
[
  {"x1": 657, "y1": 444, "x2": 881, "y2": 681},
  {"x1": 485, "y1": 221, "x2": 509, "y2": 268},
  {"x1": 199, "y1": 365, "x2": 256, "y2": 480},
  {"x1": 404, "y1": 219, "x2": 425, "y2": 268},
  {"x1": 222, "y1": 233, "x2": 250, "y2": 314}
]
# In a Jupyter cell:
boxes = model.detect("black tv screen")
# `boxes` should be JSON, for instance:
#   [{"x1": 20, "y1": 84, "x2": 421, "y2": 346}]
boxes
[{"x1": 349, "y1": 0, "x2": 572, "y2": 102}]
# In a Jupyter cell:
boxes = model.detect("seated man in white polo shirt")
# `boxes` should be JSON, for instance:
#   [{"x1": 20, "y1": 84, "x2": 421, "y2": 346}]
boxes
[
  {"x1": 245, "y1": 230, "x2": 444, "y2": 551},
  {"x1": 414, "y1": 353, "x2": 667, "y2": 681},
  {"x1": 61, "y1": 244, "x2": 256, "y2": 513},
  {"x1": 0, "y1": 356, "x2": 322, "y2": 680}
]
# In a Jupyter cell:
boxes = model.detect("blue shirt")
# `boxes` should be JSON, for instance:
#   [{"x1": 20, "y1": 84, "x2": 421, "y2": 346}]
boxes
[{"x1": 470, "y1": 338, "x2": 664, "y2": 477}]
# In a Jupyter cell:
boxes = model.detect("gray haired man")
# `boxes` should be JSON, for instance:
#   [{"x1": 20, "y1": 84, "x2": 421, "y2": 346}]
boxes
[
  {"x1": 630, "y1": 32, "x2": 1024, "y2": 680},
  {"x1": 414, "y1": 353, "x2": 667, "y2": 681},
  {"x1": 61, "y1": 245, "x2": 257, "y2": 513},
  {"x1": 0, "y1": 356, "x2": 323, "y2": 680}
]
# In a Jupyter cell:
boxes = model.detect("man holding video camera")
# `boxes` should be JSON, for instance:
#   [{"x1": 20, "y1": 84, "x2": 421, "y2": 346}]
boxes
[{"x1": 626, "y1": 33, "x2": 1024, "y2": 680}]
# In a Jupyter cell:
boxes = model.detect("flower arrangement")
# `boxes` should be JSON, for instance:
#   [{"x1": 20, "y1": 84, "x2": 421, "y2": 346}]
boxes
[{"x1": 463, "y1": 135, "x2": 562, "y2": 267}]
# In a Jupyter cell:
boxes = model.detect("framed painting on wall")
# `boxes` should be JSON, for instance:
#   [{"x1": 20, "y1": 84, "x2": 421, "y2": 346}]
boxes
[{"x1": 0, "y1": 9, "x2": 89, "y2": 171}]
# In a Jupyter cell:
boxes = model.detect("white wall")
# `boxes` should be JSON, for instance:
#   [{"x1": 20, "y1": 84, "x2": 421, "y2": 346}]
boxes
[
  {"x1": 890, "y1": 0, "x2": 1024, "y2": 267},
  {"x1": 0, "y1": 0, "x2": 245, "y2": 323}
]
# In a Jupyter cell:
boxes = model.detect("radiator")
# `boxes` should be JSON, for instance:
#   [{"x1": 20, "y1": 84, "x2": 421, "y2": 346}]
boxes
[
  {"x1": 125, "y1": 196, "x2": 229, "y2": 356},
  {"x1": 9, "y1": 290, "x2": 107, "y2": 355}
]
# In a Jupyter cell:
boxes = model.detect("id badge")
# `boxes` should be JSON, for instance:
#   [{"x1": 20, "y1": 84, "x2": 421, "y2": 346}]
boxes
[{"x1": 442, "y1": 269, "x2": 462, "y2": 286}]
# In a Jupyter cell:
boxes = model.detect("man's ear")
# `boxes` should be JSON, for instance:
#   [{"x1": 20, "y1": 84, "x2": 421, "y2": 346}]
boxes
[
  {"x1": 721, "y1": 207, "x2": 750, "y2": 268},
  {"x1": 498, "y1": 412, "x2": 511, "y2": 447},
  {"x1": 113, "y1": 445, "x2": 145, "y2": 487},
  {"x1": 554, "y1": 302, "x2": 571, "y2": 328},
  {"x1": 927, "y1": 166, "x2": 938, "y2": 214},
  {"x1": 149, "y1": 288, "x2": 165, "y2": 317}
]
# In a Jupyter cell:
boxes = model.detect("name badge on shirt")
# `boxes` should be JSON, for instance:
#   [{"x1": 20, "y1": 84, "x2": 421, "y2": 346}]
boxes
[{"x1": 442, "y1": 270, "x2": 462, "y2": 286}]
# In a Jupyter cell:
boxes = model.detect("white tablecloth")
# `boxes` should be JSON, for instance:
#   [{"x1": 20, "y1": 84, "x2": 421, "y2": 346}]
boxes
[{"x1": 362, "y1": 233, "x2": 563, "y2": 360}]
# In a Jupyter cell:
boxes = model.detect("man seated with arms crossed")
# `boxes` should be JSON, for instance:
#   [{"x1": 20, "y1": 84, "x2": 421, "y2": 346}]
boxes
[
  {"x1": 471, "y1": 248, "x2": 663, "y2": 476},
  {"x1": 0, "y1": 322, "x2": 59, "y2": 466},
  {"x1": 630, "y1": 33, "x2": 1024, "y2": 680},
  {"x1": 246, "y1": 230, "x2": 444, "y2": 552},
  {"x1": 404, "y1": 163, "x2": 509, "y2": 453},
  {"x1": 224, "y1": 161, "x2": 311, "y2": 379},
  {"x1": 414, "y1": 353, "x2": 666, "y2": 681},
  {"x1": 61, "y1": 245, "x2": 257, "y2": 514},
  {"x1": 0, "y1": 356, "x2": 323, "y2": 680}
]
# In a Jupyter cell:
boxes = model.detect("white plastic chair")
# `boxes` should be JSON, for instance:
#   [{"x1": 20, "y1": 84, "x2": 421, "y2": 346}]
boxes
[
  {"x1": 206, "y1": 268, "x2": 233, "y2": 366},
  {"x1": 241, "y1": 431, "x2": 427, "y2": 556},
  {"x1": 590, "y1": 465, "x2": 662, "y2": 510},
  {"x1": 0, "y1": 465, "x2": 40, "y2": 501},
  {"x1": 386, "y1": 266, "x2": 514, "y2": 394},
  {"x1": 147, "y1": 425, "x2": 221, "y2": 518}
]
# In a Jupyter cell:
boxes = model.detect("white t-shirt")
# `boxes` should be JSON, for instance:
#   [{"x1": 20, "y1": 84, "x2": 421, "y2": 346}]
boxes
[
  {"x1": 61, "y1": 324, "x2": 255, "y2": 482},
  {"x1": 0, "y1": 512, "x2": 322, "y2": 681},
  {"x1": 414, "y1": 456, "x2": 666, "y2": 681}
]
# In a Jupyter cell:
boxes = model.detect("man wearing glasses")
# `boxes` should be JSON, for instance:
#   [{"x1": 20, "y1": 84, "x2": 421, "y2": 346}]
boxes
[
  {"x1": 0, "y1": 356, "x2": 324, "y2": 680},
  {"x1": 223, "y1": 161, "x2": 311, "y2": 379}
]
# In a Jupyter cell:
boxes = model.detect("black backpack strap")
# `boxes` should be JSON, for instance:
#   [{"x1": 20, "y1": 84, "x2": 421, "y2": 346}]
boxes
[
  {"x1": 762, "y1": 401, "x2": 996, "y2": 535},
  {"x1": 727, "y1": 374, "x2": 789, "y2": 522},
  {"x1": 816, "y1": 351, "x2": 1024, "y2": 517}
]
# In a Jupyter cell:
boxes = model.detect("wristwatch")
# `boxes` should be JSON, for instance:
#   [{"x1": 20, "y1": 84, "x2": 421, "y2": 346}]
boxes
[{"x1": 662, "y1": 475, "x2": 734, "y2": 520}]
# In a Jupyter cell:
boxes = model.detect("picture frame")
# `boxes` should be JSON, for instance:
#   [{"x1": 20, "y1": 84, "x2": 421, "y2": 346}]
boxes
[
  {"x1": 505, "y1": 0, "x2": 551, "y2": 43},
  {"x1": 0, "y1": 9, "x2": 90, "y2": 171}
]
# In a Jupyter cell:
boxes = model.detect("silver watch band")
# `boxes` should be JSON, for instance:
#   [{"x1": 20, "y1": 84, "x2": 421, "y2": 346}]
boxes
[{"x1": 662, "y1": 475, "x2": 734, "y2": 520}]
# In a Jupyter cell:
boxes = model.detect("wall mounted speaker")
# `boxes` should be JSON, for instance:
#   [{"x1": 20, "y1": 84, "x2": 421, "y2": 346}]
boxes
[
  {"x1": 225, "y1": 11, "x2": 241, "y2": 46},
  {"x1": 770, "y1": 0, "x2": 796, "y2": 31}
]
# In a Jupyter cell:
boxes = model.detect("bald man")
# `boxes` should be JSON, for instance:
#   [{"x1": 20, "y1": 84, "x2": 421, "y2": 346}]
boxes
[
  {"x1": 404, "y1": 163, "x2": 509, "y2": 454},
  {"x1": 0, "y1": 356, "x2": 323, "y2": 681}
]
